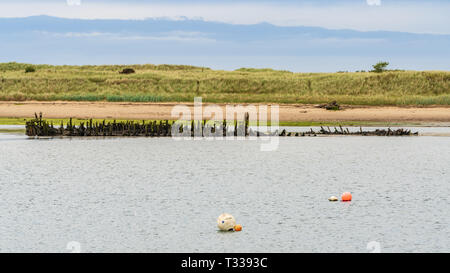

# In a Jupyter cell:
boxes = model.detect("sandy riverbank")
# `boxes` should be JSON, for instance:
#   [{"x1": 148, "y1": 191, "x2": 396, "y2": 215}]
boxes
[{"x1": 1, "y1": 101, "x2": 450, "y2": 125}]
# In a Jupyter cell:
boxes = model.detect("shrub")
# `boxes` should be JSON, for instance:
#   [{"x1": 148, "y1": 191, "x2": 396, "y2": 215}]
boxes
[
  {"x1": 119, "y1": 68, "x2": 135, "y2": 74},
  {"x1": 25, "y1": 66, "x2": 36, "y2": 73}
]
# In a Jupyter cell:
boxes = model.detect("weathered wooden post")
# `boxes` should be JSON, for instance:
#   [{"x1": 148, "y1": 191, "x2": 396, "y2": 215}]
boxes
[
  {"x1": 223, "y1": 119, "x2": 227, "y2": 137},
  {"x1": 245, "y1": 112, "x2": 249, "y2": 137}
]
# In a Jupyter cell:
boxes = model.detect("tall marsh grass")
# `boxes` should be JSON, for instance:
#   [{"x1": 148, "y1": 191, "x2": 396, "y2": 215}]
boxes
[{"x1": 0, "y1": 62, "x2": 449, "y2": 105}]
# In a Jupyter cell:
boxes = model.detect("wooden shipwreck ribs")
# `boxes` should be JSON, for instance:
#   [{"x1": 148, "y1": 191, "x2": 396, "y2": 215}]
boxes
[{"x1": 26, "y1": 113, "x2": 418, "y2": 137}]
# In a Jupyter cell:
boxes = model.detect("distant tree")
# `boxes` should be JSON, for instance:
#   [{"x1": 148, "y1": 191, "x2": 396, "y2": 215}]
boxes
[
  {"x1": 371, "y1": 61, "x2": 389, "y2": 73},
  {"x1": 25, "y1": 66, "x2": 36, "y2": 73}
]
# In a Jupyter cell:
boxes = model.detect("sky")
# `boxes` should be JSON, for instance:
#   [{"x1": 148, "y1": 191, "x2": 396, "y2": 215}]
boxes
[{"x1": 0, "y1": 0, "x2": 449, "y2": 71}]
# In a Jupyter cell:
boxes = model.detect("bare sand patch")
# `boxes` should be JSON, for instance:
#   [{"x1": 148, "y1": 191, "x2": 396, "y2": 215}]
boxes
[{"x1": 1, "y1": 101, "x2": 450, "y2": 125}]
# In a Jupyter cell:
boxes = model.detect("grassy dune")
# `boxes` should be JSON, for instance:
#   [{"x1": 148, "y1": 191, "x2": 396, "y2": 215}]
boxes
[{"x1": 0, "y1": 62, "x2": 449, "y2": 105}]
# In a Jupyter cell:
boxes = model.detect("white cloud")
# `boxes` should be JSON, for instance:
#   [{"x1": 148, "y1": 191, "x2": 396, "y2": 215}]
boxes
[
  {"x1": 66, "y1": 0, "x2": 81, "y2": 6},
  {"x1": 1, "y1": 2, "x2": 449, "y2": 34},
  {"x1": 367, "y1": 0, "x2": 381, "y2": 6},
  {"x1": 35, "y1": 31, "x2": 216, "y2": 42}
]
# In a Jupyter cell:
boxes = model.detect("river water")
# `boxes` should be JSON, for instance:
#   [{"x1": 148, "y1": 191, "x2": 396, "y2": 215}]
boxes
[{"x1": 0, "y1": 127, "x2": 449, "y2": 253}]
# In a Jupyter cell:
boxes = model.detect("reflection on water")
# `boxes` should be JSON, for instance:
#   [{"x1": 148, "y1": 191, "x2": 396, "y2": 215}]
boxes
[{"x1": 0, "y1": 128, "x2": 449, "y2": 252}]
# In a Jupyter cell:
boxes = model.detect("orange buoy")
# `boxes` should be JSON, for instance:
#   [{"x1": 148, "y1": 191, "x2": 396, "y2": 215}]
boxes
[
  {"x1": 234, "y1": 224, "x2": 242, "y2": 232},
  {"x1": 341, "y1": 192, "x2": 352, "y2": 202}
]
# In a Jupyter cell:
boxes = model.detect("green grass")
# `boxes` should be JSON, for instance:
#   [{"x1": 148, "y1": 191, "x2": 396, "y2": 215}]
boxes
[
  {"x1": 0, "y1": 128, "x2": 26, "y2": 133},
  {"x1": 0, "y1": 117, "x2": 172, "y2": 126},
  {"x1": 0, "y1": 62, "x2": 449, "y2": 105},
  {"x1": 0, "y1": 118, "x2": 29, "y2": 125},
  {"x1": 0, "y1": 117, "x2": 423, "y2": 127}
]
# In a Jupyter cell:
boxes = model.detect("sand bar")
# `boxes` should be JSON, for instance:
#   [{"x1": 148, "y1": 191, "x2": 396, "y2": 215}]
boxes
[{"x1": 1, "y1": 101, "x2": 450, "y2": 124}]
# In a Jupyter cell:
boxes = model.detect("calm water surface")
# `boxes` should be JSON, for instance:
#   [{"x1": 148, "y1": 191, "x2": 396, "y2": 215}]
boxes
[{"x1": 0, "y1": 128, "x2": 449, "y2": 252}]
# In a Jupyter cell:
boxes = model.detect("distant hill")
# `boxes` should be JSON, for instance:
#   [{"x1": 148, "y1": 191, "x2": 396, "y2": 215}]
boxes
[{"x1": 0, "y1": 16, "x2": 449, "y2": 72}]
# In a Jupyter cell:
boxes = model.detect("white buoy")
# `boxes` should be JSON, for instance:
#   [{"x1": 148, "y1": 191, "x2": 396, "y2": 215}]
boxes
[
  {"x1": 328, "y1": 196, "x2": 338, "y2": 202},
  {"x1": 217, "y1": 213, "x2": 236, "y2": 231}
]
